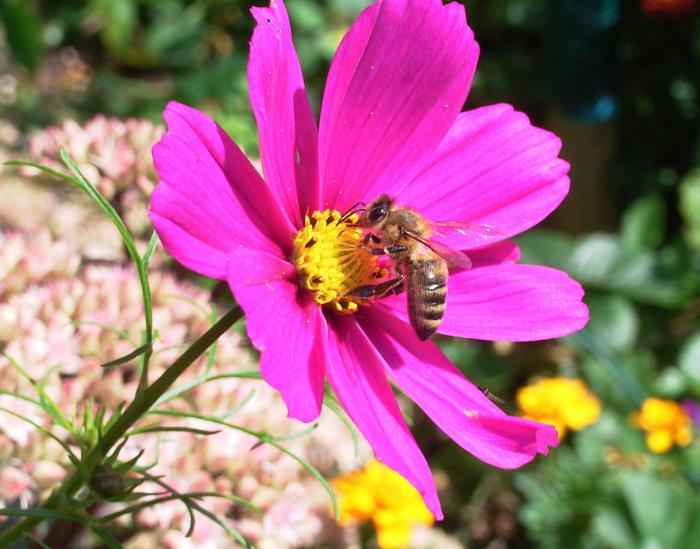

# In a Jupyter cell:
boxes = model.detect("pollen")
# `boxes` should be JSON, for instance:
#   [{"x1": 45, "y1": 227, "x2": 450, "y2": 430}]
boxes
[{"x1": 292, "y1": 209, "x2": 386, "y2": 314}]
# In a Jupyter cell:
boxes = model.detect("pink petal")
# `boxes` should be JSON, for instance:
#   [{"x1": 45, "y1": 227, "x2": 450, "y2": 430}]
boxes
[
  {"x1": 149, "y1": 211, "x2": 229, "y2": 280},
  {"x1": 227, "y1": 247, "x2": 325, "y2": 422},
  {"x1": 249, "y1": 1, "x2": 319, "y2": 224},
  {"x1": 150, "y1": 102, "x2": 295, "y2": 279},
  {"x1": 380, "y1": 264, "x2": 588, "y2": 341},
  {"x1": 326, "y1": 315, "x2": 442, "y2": 519},
  {"x1": 361, "y1": 310, "x2": 559, "y2": 468},
  {"x1": 318, "y1": 0, "x2": 479, "y2": 211},
  {"x1": 376, "y1": 240, "x2": 520, "y2": 317},
  {"x1": 441, "y1": 264, "x2": 588, "y2": 341},
  {"x1": 468, "y1": 241, "x2": 521, "y2": 269},
  {"x1": 398, "y1": 104, "x2": 570, "y2": 245}
]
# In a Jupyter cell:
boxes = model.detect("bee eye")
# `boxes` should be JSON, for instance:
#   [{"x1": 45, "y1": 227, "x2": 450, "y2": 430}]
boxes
[{"x1": 368, "y1": 206, "x2": 387, "y2": 223}]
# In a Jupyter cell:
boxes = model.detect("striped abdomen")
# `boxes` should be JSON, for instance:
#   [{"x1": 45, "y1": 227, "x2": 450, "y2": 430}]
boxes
[{"x1": 407, "y1": 256, "x2": 448, "y2": 340}]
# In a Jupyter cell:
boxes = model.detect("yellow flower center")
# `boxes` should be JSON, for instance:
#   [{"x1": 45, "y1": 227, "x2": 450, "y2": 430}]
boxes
[{"x1": 292, "y1": 209, "x2": 386, "y2": 314}]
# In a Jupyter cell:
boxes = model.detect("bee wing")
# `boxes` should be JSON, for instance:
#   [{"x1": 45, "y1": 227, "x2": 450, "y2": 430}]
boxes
[
  {"x1": 405, "y1": 230, "x2": 472, "y2": 270},
  {"x1": 429, "y1": 220, "x2": 504, "y2": 250}
]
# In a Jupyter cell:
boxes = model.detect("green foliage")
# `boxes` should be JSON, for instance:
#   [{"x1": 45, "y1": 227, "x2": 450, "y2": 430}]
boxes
[
  {"x1": 679, "y1": 169, "x2": 700, "y2": 250},
  {"x1": 2, "y1": 1, "x2": 700, "y2": 547},
  {"x1": 0, "y1": 0, "x2": 43, "y2": 71},
  {"x1": 619, "y1": 471, "x2": 699, "y2": 549},
  {"x1": 518, "y1": 229, "x2": 695, "y2": 308},
  {"x1": 679, "y1": 333, "x2": 700, "y2": 394},
  {"x1": 515, "y1": 445, "x2": 614, "y2": 549},
  {"x1": 621, "y1": 193, "x2": 666, "y2": 250},
  {"x1": 8, "y1": 152, "x2": 156, "y2": 395}
]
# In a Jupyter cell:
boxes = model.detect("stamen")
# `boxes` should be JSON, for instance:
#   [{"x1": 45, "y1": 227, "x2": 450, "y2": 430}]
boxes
[{"x1": 292, "y1": 210, "x2": 387, "y2": 314}]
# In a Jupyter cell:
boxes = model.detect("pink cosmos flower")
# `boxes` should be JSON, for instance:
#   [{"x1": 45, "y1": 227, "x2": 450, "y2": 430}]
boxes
[{"x1": 149, "y1": 0, "x2": 588, "y2": 518}]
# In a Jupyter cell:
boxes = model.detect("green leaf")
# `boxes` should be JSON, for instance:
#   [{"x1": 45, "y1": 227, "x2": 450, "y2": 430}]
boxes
[
  {"x1": 679, "y1": 168, "x2": 700, "y2": 250},
  {"x1": 0, "y1": 508, "x2": 122, "y2": 548},
  {"x1": 97, "y1": 491, "x2": 256, "y2": 524},
  {"x1": 22, "y1": 532, "x2": 53, "y2": 549},
  {"x1": 586, "y1": 294, "x2": 639, "y2": 351},
  {"x1": 519, "y1": 230, "x2": 690, "y2": 308},
  {"x1": 516, "y1": 229, "x2": 575, "y2": 268},
  {"x1": 127, "y1": 426, "x2": 221, "y2": 437},
  {"x1": 57, "y1": 150, "x2": 154, "y2": 394},
  {"x1": 570, "y1": 329, "x2": 646, "y2": 407},
  {"x1": 323, "y1": 389, "x2": 361, "y2": 457},
  {"x1": 6, "y1": 157, "x2": 154, "y2": 365},
  {"x1": 149, "y1": 408, "x2": 339, "y2": 519},
  {"x1": 679, "y1": 332, "x2": 700, "y2": 387},
  {"x1": 154, "y1": 370, "x2": 261, "y2": 407},
  {"x1": 102, "y1": 342, "x2": 153, "y2": 368},
  {"x1": 620, "y1": 471, "x2": 695, "y2": 549},
  {"x1": 143, "y1": 231, "x2": 159, "y2": 268},
  {"x1": 621, "y1": 193, "x2": 666, "y2": 250},
  {"x1": 93, "y1": 0, "x2": 137, "y2": 55},
  {"x1": 136, "y1": 473, "x2": 253, "y2": 546},
  {"x1": 591, "y1": 506, "x2": 637, "y2": 549},
  {"x1": 0, "y1": 0, "x2": 43, "y2": 72},
  {"x1": 2, "y1": 353, "x2": 74, "y2": 434}
]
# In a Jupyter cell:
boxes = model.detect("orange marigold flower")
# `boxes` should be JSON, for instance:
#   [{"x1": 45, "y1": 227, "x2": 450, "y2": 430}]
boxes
[
  {"x1": 516, "y1": 377, "x2": 601, "y2": 439},
  {"x1": 332, "y1": 460, "x2": 433, "y2": 549},
  {"x1": 631, "y1": 397, "x2": 693, "y2": 453}
]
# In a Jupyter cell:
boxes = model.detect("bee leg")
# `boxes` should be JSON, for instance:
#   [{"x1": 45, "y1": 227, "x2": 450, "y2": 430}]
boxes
[
  {"x1": 368, "y1": 245, "x2": 408, "y2": 256},
  {"x1": 478, "y1": 385, "x2": 505, "y2": 404},
  {"x1": 363, "y1": 233, "x2": 382, "y2": 244},
  {"x1": 349, "y1": 274, "x2": 404, "y2": 299}
]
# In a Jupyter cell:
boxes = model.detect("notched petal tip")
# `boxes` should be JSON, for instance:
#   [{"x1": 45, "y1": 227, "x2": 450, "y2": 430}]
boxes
[{"x1": 536, "y1": 424, "x2": 560, "y2": 456}]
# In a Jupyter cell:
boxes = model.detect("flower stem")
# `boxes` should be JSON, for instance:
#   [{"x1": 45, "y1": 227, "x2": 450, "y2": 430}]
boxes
[{"x1": 0, "y1": 306, "x2": 243, "y2": 548}]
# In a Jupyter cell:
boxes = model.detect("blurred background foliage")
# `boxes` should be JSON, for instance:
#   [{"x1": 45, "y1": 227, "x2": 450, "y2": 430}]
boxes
[{"x1": 2, "y1": 0, "x2": 700, "y2": 547}]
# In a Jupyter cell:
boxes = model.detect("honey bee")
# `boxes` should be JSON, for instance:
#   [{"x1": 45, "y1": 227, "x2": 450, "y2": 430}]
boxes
[{"x1": 348, "y1": 194, "x2": 500, "y2": 340}]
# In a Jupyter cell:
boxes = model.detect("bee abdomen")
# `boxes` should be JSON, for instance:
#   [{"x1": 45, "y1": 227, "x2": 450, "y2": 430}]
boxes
[{"x1": 407, "y1": 258, "x2": 447, "y2": 341}]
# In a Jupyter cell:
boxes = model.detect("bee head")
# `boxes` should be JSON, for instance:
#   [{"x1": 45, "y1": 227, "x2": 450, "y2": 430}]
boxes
[{"x1": 362, "y1": 195, "x2": 393, "y2": 227}]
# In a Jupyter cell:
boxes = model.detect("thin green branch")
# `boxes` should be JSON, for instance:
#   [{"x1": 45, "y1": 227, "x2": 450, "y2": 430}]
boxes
[{"x1": 0, "y1": 307, "x2": 243, "y2": 547}]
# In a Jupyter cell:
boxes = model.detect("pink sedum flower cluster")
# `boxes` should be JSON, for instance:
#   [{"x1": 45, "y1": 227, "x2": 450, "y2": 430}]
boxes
[
  {"x1": 22, "y1": 115, "x2": 164, "y2": 236},
  {"x1": 0, "y1": 231, "x2": 377, "y2": 547},
  {"x1": 0, "y1": 230, "x2": 79, "y2": 302},
  {"x1": 149, "y1": 0, "x2": 589, "y2": 518}
]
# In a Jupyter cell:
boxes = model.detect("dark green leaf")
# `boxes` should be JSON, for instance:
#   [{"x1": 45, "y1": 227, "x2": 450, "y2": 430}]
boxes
[
  {"x1": 102, "y1": 343, "x2": 153, "y2": 368},
  {"x1": 621, "y1": 193, "x2": 666, "y2": 250},
  {"x1": 0, "y1": 0, "x2": 43, "y2": 71}
]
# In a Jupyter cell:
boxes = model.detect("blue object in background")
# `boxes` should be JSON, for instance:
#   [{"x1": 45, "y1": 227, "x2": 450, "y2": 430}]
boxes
[{"x1": 548, "y1": 0, "x2": 620, "y2": 123}]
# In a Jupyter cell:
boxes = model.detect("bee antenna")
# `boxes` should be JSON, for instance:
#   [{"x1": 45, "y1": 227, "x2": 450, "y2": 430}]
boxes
[{"x1": 339, "y1": 201, "x2": 366, "y2": 223}]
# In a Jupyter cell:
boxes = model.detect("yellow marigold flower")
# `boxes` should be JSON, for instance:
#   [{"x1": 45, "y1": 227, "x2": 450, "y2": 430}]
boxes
[
  {"x1": 631, "y1": 397, "x2": 693, "y2": 453},
  {"x1": 332, "y1": 460, "x2": 434, "y2": 549},
  {"x1": 516, "y1": 377, "x2": 601, "y2": 439}
]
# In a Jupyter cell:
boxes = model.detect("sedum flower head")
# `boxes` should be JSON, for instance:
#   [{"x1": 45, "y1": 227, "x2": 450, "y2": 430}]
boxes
[
  {"x1": 631, "y1": 397, "x2": 693, "y2": 453},
  {"x1": 22, "y1": 115, "x2": 163, "y2": 237},
  {"x1": 516, "y1": 377, "x2": 601, "y2": 438},
  {"x1": 150, "y1": 0, "x2": 590, "y2": 517},
  {"x1": 333, "y1": 460, "x2": 433, "y2": 549},
  {"x1": 0, "y1": 231, "x2": 369, "y2": 546},
  {"x1": 0, "y1": 230, "x2": 80, "y2": 301}
]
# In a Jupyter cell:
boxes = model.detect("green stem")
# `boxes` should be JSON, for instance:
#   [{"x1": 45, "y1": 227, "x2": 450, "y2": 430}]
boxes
[
  {"x1": 0, "y1": 307, "x2": 242, "y2": 548},
  {"x1": 573, "y1": 328, "x2": 647, "y2": 407}
]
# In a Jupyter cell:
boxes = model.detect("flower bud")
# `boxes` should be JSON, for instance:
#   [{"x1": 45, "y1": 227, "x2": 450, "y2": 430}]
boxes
[{"x1": 90, "y1": 464, "x2": 124, "y2": 499}]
